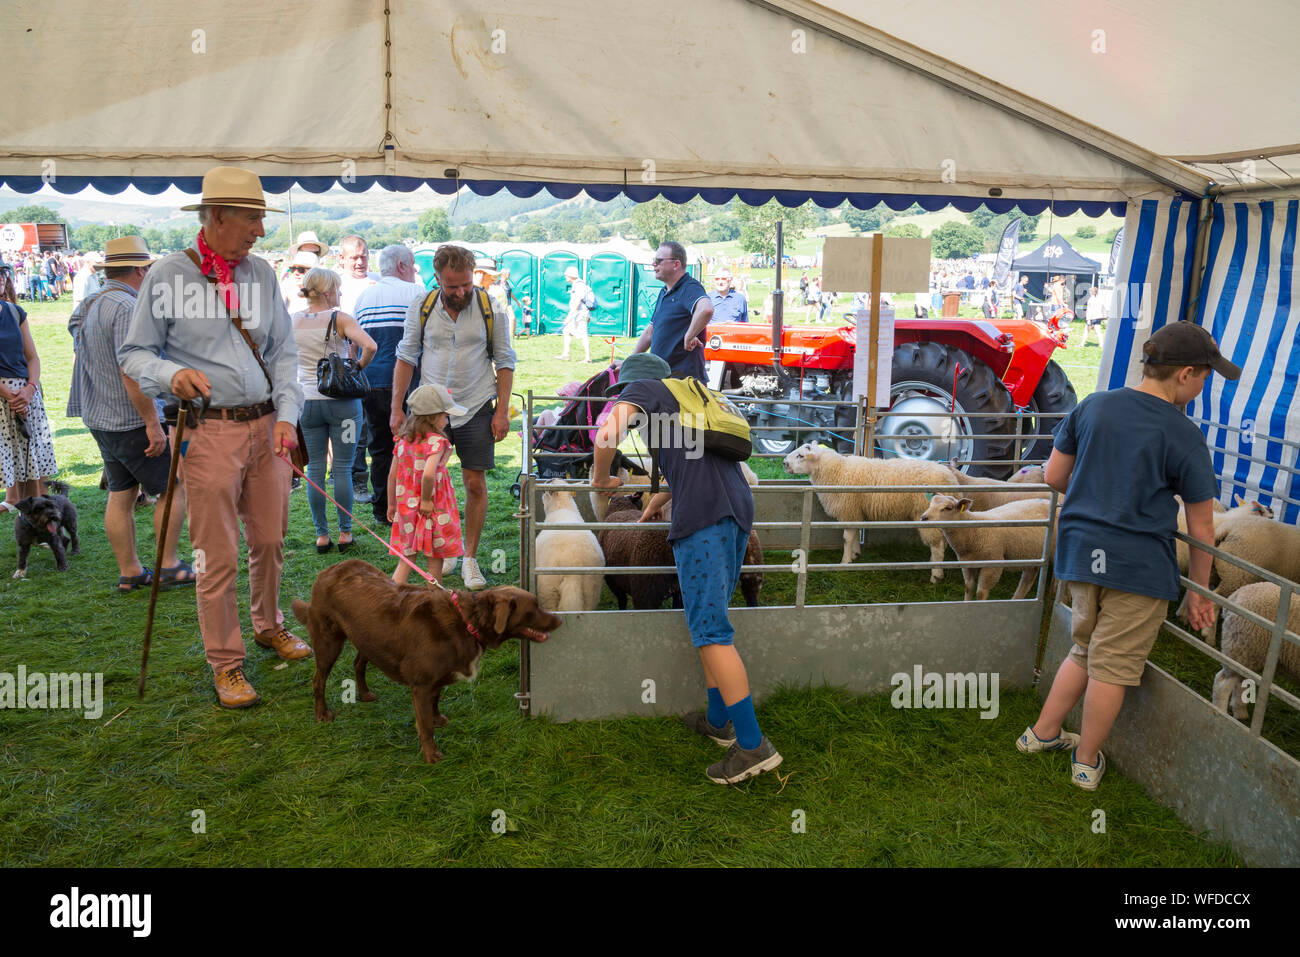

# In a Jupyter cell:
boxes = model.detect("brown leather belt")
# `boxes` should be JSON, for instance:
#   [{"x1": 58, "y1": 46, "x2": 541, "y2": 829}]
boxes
[{"x1": 207, "y1": 400, "x2": 275, "y2": 422}]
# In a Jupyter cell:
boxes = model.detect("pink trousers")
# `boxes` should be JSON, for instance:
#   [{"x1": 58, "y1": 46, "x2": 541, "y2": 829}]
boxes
[{"x1": 180, "y1": 414, "x2": 290, "y2": 676}]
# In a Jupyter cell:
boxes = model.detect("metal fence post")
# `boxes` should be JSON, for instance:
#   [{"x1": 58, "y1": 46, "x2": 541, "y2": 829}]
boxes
[
  {"x1": 796, "y1": 488, "x2": 813, "y2": 609},
  {"x1": 1249, "y1": 581, "x2": 1294, "y2": 738}
]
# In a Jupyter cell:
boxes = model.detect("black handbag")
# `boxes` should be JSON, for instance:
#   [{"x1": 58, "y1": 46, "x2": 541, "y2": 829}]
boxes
[{"x1": 315, "y1": 311, "x2": 370, "y2": 399}]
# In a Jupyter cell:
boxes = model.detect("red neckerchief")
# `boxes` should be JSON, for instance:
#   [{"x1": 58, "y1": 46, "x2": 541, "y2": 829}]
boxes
[
  {"x1": 196, "y1": 229, "x2": 242, "y2": 314},
  {"x1": 447, "y1": 590, "x2": 485, "y2": 644}
]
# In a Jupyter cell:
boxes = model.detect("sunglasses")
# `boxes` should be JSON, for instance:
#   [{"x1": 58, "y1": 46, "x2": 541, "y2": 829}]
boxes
[
  {"x1": 290, "y1": 267, "x2": 308, "y2": 274},
  {"x1": 651, "y1": 257, "x2": 679, "y2": 266}
]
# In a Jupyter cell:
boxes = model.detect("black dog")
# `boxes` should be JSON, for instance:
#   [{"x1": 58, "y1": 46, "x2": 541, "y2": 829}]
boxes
[{"x1": 13, "y1": 480, "x2": 80, "y2": 578}]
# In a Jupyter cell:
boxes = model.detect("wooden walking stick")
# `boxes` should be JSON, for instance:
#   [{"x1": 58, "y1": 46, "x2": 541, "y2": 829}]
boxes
[{"x1": 138, "y1": 404, "x2": 190, "y2": 700}]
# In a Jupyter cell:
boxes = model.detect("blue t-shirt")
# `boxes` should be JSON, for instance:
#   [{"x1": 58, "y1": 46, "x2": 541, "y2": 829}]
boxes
[
  {"x1": 649, "y1": 274, "x2": 710, "y2": 380},
  {"x1": 617, "y1": 379, "x2": 754, "y2": 543},
  {"x1": 709, "y1": 290, "x2": 749, "y2": 324},
  {"x1": 0, "y1": 301, "x2": 29, "y2": 379},
  {"x1": 1053, "y1": 388, "x2": 1218, "y2": 600}
]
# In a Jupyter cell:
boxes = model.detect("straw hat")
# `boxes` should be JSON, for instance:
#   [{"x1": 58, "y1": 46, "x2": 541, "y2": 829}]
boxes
[
  {"x1": 94, "y1": 236, "x2": 155, "y2": 270},
  {"x1": 288, "y1": 230, "x2": 327, "y2": 259},
  {"x1": 474, "y1": 256, "x2": 500, "y2": 278},
  {"x1": 180, "y1": 166, "x2": 284, "y2": 212}
]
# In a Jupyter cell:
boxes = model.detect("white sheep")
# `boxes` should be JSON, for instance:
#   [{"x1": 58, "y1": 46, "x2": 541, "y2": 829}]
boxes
[
  {"x1": 1175, "y1": 495, "x2": 1269, "y2": 576},
  {"x1": 920, "y1": 494, "x2": 1054, "y2": 601},
  {"x1": 945, "y1": 462, "x2": 1052, "y2": 510},
  {"x1": 1211, "y1": 506, "x2": 1299, "y2": 599},
  {"x1": 537, "y1": 490, "x2": 605, "y2": 612},
  {"x1": 783, "y1": 444, "x2": 957, "y2": 581},
  {"x1": 1212, "y1": 582, "x2": 1300, "y2": 720}
]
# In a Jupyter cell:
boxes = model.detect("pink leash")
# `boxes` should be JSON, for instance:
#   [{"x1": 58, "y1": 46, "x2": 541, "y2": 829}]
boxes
[{"x1": 282, "y1": 454, "x2": 440, "y2": 588}]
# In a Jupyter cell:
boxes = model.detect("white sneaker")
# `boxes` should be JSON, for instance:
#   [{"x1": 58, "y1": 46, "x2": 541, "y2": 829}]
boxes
[
  {"x1": 461, "y1": 556, "x2": 487, "y2": 591},
  {"x1": 442, "y1": 557, "x2": 458, "y2": 576},
  {"x1": 1016, "y1": 726, "x2": 1080, "y2": 754},
  {"x1": 1070, "y1": 749, "x2": 1107, "y2": 791}
]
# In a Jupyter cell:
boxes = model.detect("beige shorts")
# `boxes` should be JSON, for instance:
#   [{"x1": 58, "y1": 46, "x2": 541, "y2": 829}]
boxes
[{"x1": 1065, "y1": 582, "x2": 1169, "y2": 686}]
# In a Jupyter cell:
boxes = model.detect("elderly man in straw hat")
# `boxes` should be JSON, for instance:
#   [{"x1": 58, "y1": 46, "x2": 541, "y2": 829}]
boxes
[
  {"x1": 120, "y1": 167, "x2": 310, "y2": 709},
  {"x1": 68, "y1": 236, "x2": 193, "y2": 593}
]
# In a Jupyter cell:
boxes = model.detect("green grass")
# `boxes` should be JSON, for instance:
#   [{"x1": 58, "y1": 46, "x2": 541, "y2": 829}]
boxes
[{"x1": 0, "y1": 300, "x2": 1239, "y2": 867}]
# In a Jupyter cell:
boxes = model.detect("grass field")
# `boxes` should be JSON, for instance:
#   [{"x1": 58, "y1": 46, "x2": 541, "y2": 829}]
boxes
[{"x1": 0, "y1": 300, "x2": 1248, "y2": 867}]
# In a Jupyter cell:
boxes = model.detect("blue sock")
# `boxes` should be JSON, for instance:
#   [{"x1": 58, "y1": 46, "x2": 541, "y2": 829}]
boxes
[
  {"x1": 726, "y1": 695, "x2": 762, "y2": 751},
  {"x1": 706, "y1": 687, "x2": 728, "y2": 728}
]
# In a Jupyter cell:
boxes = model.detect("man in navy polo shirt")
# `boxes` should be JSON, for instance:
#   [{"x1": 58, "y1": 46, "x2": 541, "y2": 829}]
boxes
[
  {"x1": 632, "y1": 241, "x2": 712, "y2": 380},
  {"x1": 708, "y1": 267, "x2": 749, "y2": 324}
]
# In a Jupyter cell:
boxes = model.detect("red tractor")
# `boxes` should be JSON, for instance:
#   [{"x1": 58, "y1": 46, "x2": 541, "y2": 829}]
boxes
[{"x1": 702, "y1": 311, "x2": 1076, "y2": 477}]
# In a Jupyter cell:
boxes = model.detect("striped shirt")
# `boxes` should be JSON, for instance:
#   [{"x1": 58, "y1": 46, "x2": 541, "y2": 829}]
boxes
[
  {"x1": 352, "y1": 275, "x2": 426, "y2": 389},
  {"x1": 67, "y1": 279, "x2": 160, "y2": 431},
  {"x1": 119, "y1": 246, "x2": 304, "y2": 424}
]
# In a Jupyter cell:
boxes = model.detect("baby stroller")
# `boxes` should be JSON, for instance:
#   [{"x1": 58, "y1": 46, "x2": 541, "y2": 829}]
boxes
[{"x1": 531, "y1": 362, "x2": 624, "y2": 482}]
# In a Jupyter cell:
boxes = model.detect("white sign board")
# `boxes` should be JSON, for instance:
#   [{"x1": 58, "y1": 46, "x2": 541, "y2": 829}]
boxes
[
  {"x1": 853, "y1": 306, "x2": 894, "y2": 405},
  {"x1": 0, "y1": 224, "x2": 24, "y2": 253},
  {"x1": 822, "y1": 236, "x2": 932, "y2": 292}
]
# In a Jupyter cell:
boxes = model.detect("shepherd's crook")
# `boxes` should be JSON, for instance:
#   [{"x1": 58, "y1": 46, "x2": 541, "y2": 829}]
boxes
[{"x1": 138, "y1": 406, "x2": 189, "y2": 699}]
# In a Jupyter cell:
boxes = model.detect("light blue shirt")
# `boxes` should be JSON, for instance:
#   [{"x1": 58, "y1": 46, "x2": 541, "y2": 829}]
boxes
[
  {"x1": 395, "y1": 289, "x2": 515, "y2": 429},
  {"x1": 119, "y1": 247, "x2": 304, "y2": 424}
]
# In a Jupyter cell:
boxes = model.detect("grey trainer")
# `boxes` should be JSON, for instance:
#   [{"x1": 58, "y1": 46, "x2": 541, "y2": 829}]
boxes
[
  {"x1": 707, "y1": 736, "x2": 783, "y2": 785},
  {"x1": 682, "y1": 711, "x2": 736, "y2": 747}
]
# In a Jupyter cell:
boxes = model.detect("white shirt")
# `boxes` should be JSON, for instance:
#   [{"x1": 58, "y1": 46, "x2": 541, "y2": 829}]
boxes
[
  {"x1": 339, "y1": 271, "x2": 380, "y2": 315},
  {"x1": 1086, "y1": 294, "x2": 1108, "y2": 322},
  {"x1": 72, "y1": 267, "x2": 101, "y2": 307}
]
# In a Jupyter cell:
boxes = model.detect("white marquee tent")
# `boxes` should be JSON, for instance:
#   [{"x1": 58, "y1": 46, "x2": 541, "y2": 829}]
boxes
[{"x1": 3, "y1": 0, "x2": 1298, "y2": 516}]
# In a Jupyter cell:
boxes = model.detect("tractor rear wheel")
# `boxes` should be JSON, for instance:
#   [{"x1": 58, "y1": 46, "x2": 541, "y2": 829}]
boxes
[
  {"x1": 880, "y1": 342, "x2": 1018, "y2": 478},
  {"x1": 1024, "y1": 359, "x2": 1078, "y2": 463}
]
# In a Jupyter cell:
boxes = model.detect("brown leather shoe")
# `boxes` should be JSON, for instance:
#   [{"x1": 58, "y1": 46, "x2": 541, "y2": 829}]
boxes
[
  {"x1": 254, "y1": 626, "x2": 313, "y2": 661},
  {"x1": 214, "y1": 666, "x2": 260, "y2": 709}
]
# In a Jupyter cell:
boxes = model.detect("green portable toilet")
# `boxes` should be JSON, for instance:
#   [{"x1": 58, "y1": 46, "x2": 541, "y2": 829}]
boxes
[
  {"x1": 413, "y1": 249, "x2": 438, "y2": 291},
  {"x1": 631, "y1": 263, "x2": 665, "y2": 337},
  {"x1": 584, "y1": 252, "x2": 632, "y2": 337},
  {"x1": 498, "y1": 249, "x2": 536, "y2": 327},
  {"x1": 539, "y1": 250, "x2": 581, "y2": 335}
]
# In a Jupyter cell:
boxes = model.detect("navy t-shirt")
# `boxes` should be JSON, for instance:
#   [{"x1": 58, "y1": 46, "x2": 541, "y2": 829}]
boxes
[
  {"x1": 1054, "y1": 388, "x2": 1218, "y2": 600},
  {"x1": 617, "y1": 379, "x2": 754, "y2": 543},
  {"x1": 649, "y1": 274, "x2": 710, "y2": 380},
  {"x1": 0, "y1": 301, "x2": 29, "y2": 379}
]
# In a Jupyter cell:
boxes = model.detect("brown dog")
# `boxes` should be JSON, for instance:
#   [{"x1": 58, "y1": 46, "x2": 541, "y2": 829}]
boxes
[{"x1": 292, "y1": 559, "x2": 562, "y2": 763}]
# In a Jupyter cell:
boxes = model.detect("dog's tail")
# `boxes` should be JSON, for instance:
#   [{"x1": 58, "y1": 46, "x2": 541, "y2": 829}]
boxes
[
  {"x1": 291, "y1": 599, "x2": 311, "y2": 624},
  {"x1": 47, "y1": 480, "x2": 70, "y2": 496}
]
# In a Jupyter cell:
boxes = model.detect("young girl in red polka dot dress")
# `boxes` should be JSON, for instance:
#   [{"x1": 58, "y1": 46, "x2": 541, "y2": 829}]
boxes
[{"x1": 388, "y1": 384, "x2": 465, "y2": 586}]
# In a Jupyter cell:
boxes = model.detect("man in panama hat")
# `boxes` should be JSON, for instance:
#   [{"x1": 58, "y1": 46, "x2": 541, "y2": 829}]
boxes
[{"x1": 120, "y1": 166, "x2": 311, "y2": 709}]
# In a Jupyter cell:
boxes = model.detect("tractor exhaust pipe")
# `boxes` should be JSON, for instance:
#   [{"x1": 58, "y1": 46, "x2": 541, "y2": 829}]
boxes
[{"x1": 772, "y1": 221, "x2": 791, "y2": 388}]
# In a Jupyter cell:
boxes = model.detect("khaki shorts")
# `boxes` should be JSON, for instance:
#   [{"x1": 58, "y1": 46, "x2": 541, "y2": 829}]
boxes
[{"x1": 1065, "y1": 582, "x2": 1169, "y2": 686}]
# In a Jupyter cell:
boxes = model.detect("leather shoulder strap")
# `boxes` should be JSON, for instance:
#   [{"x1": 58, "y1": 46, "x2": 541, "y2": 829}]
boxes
[{"x1": 184, "y1": 248, "x2": 275, "y2": 392}]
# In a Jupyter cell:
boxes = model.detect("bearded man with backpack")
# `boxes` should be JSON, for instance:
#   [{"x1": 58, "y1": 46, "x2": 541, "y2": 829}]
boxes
[
  {"x1": 591, "y1": 352, "x2": 782, "y2": 785},
  {"x1": 390, "y1": 244, "x2": 516, "y2": 591}
]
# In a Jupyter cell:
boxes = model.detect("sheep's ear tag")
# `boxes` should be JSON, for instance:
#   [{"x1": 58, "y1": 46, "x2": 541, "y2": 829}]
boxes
[
  {"x1": 958, "y1": 500, "x2": 970, "y2": 512},
  {"x1": 924, "y1": 492, "x2": 934, "y2": 501}
]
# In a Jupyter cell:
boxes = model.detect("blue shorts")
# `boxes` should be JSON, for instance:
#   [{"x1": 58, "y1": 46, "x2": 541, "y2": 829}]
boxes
[{"x1": 671, "y1": 517, "x2": 749, "y2": 647}]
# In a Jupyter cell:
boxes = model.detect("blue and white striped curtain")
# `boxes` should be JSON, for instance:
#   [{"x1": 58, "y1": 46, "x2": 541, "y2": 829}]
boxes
[
  {"x1": 1190, "y1": 199, "x2": 1300, "y2": 523},
  {"x1": 1097, "y1": 196, "x2": 1300, "y2": 522},
  {"x1": 1097, "y1": 196, "x2": 1202, "y2": 391}
]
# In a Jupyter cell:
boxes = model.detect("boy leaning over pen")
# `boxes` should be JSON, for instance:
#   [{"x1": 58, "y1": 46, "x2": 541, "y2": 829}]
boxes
[{"x1": 1020, "y1": 322, "x2": 1240, "y2": 790}]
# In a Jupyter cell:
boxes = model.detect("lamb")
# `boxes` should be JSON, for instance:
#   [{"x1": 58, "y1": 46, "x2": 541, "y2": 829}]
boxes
[
  {"x1": 1007, "y1": 465, "x2": 1045, "y2": 485},
  {"x1": 1174, "y1": 495, "x2": 1269, "y2": 576},
  {"x1": 1210, "y1": 506, "x2": 1299, "y2": 599},
  {"x1": 596, "y1": 493, "x2": 764, "y2": 610},
  {"x1": 536, "y1": 490, "x2": 605, "y2": 612},
  {"x1": 944, "y1": 462, "x2": 1052, "y2": 510},
  {"x1": 1212, "y1": 582, "x2": 1300, "y2": 720},
  {"x1": 920, "y1": 494, "x2": 1055, "y2": 601},
  {"x1": 597, "y1": 495, "x2": 680, "y2": 610},
  {"x1": 782, "y1": 443, "x2": 956, "y2": 581}
]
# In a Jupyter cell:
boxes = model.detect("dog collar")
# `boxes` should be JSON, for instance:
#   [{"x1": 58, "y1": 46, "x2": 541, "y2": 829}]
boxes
[
  {"x1": 16, "y1": 512, "x2": 35, "y2": 530},
  {"x1": 448, "y1": 590, "x2": 485, "y2": 644}
]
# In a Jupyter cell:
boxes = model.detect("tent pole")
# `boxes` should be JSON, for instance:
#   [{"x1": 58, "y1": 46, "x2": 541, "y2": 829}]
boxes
[
  {"x1": 287, "y1": 190, "x2": 294, "y2": 242},
  {"x1": 1182, "y1": 193, "x2": 1217, "y2": 323}
]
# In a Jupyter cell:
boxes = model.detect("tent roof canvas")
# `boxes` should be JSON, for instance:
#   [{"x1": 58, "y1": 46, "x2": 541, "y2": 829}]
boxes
[{"x1": 1012, "y1": 234, "x2": 1101, "y2": 274}]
